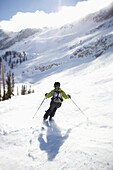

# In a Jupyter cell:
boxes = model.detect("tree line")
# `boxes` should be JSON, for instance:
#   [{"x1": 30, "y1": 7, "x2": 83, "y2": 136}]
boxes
[
  {"x1": 0, "y1": 51, "x2": 34, "y2": 101},
  {"x1": 0, "y1": 60, "x2": 14, "y2": 101},
  {"x1": 0, "y1": 51, "x2": 27, "y2": 70}
]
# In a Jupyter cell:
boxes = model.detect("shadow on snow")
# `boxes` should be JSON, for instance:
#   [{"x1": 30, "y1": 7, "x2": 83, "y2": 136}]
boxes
[{"x1": 38, "y1": 120, "x2": 71, "y2": 161}]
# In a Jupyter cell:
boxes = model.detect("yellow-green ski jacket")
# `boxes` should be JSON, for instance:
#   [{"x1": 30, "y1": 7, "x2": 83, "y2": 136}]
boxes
[{"x1": 45, "y1": 87, "x2": 69, "y2": 102}]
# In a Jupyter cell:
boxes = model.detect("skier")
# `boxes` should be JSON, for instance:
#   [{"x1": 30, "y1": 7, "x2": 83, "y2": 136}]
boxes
[{"x1": 43, "y1": 82, "x2": 71, "y2": 122}]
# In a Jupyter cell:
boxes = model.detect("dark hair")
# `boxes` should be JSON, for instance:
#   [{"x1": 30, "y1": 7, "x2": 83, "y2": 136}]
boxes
[{"x1": 54, "y1": 82, "x2": 60, "y2": 87}]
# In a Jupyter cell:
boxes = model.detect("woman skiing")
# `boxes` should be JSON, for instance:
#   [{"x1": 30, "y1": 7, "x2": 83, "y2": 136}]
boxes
[{"x1": 43, "y1": 82, "x2": 71, "y2": 122}]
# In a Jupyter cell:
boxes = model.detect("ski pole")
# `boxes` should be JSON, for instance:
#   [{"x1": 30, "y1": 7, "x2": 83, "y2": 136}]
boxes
[
  {"x1": 32, "y1": 97, "x2": 46, "y2": 119},
  {"x1": 70, "y1": 98, "x2": 89, "y2": 121}
]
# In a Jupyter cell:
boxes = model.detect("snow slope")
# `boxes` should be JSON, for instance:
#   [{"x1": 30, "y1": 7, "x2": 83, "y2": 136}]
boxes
[{"x1": 0, "y1": 4, "x2": 113, "y2": 170}]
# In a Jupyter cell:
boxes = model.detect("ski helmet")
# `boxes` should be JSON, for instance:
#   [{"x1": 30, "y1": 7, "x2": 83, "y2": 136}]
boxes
[{"x1": 54, "y1": 82, "x2": 60, "y2": 87}]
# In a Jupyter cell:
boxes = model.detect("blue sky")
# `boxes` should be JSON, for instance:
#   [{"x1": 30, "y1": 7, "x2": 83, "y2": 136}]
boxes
[
  {"x1": 0, "y1": 0, "x2": 112, "y2": 31},
  {"x1": 0, "y1": 0, "x2": 84, "y2": 21}
]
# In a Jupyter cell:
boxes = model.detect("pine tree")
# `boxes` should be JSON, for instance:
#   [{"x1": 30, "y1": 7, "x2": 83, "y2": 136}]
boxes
[
  {"x1": 21, "y1": 85, "x2": 23, "y2": 95},
  {"x1": 11, "y1": 62, "x2": 14, "y2": 69},
  {"x1": 0, "y1": 65, "x2": 2, "y2": 101},
  {"x1": 6, "y1": 71, "x2": 12, "y2": 99},
  {"x1": 2, "y1": 60, "x2": 6, "y2": 100},
  {"x1": 12, "y1": 72, "x2": 14, "y2": 94},
  {"x1": 17, "y1": 86, "x2": 19, "y2": 95},
  {"x1": 23, "y1": 51, "x2": 26, "y2": 57},
  {"x1": 8, "y1": 57, "x2": 11, "y2": 66},
  {"x1": 20, "y1": 58, "x2": 22, "y2": 64},
  {"x1": 23, "y1": 85, "x2": 26, "y2": 95},
  {"x1": 21, "y1": 85, "x2": 27, "y2": 95},
  {"x1": 0, "y1": 57, "x2": 2, "y2": 65},
  {"x1": 16, "y1": 59, "x2": 18, "y2": 64},
  {"x1": 28, "y1": 85, "x2": 31, "y2": 94},
  {"x1": 21, "y1": 85, "x2": 25, "y2": 95}
]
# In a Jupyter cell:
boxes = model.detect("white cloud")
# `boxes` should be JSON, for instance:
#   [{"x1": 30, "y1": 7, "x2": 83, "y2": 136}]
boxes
[{"x1": 0, "y1": 0, "x2": 112, "y2": 32}]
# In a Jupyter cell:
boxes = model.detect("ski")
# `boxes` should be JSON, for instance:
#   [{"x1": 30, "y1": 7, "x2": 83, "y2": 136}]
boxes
[{"x1": 41, "y1": 119, "x2": 54, "y2": 130}]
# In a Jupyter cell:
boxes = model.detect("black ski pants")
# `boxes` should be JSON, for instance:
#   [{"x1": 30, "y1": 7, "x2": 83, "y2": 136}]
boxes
[{"x1": 44, "y1": 100, "x2": 61, "y2": 120}]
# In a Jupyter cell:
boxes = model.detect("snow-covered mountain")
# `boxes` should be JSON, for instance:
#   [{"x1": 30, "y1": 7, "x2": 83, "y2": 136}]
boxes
[
  {"x1": 0, "y1": 28, "x2": 43, "y2": 50},
  {"x1": 0, "y1": 3, "x2": 113, "y2": 51},
  {"x1": 0, "y1": 3, "x2": 113, "y2": 82},
  {"x1": 0, "y1": 3, "x2": 113, "y2": 170}
]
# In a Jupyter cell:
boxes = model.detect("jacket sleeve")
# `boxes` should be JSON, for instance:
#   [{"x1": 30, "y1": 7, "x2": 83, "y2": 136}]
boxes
[
  {"x1": 45, "y1": 90, "x2": 54, "y2": 98},
  {"x1": 61, "y1": 90, "x2": 69, "y2": 99}
]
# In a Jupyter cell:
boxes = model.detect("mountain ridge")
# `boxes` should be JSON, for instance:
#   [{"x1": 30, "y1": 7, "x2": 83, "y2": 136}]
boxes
[{"x1": 0, "y1": 3, "x2": 113, "y2": 52}]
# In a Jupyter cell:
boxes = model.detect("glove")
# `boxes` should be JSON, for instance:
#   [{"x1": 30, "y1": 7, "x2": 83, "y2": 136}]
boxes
[
  {"x1": 45, "y1": 93, "x2": 48, "y2": 97},
  {"x1": 67, "y1": 94, "x2": 71, "y2": 98}
]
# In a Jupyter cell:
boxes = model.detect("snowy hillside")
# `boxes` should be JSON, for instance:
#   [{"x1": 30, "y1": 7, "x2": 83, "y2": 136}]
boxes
[{"x1": 0, "y1": 3, "x2": 113, "y2": 170}]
